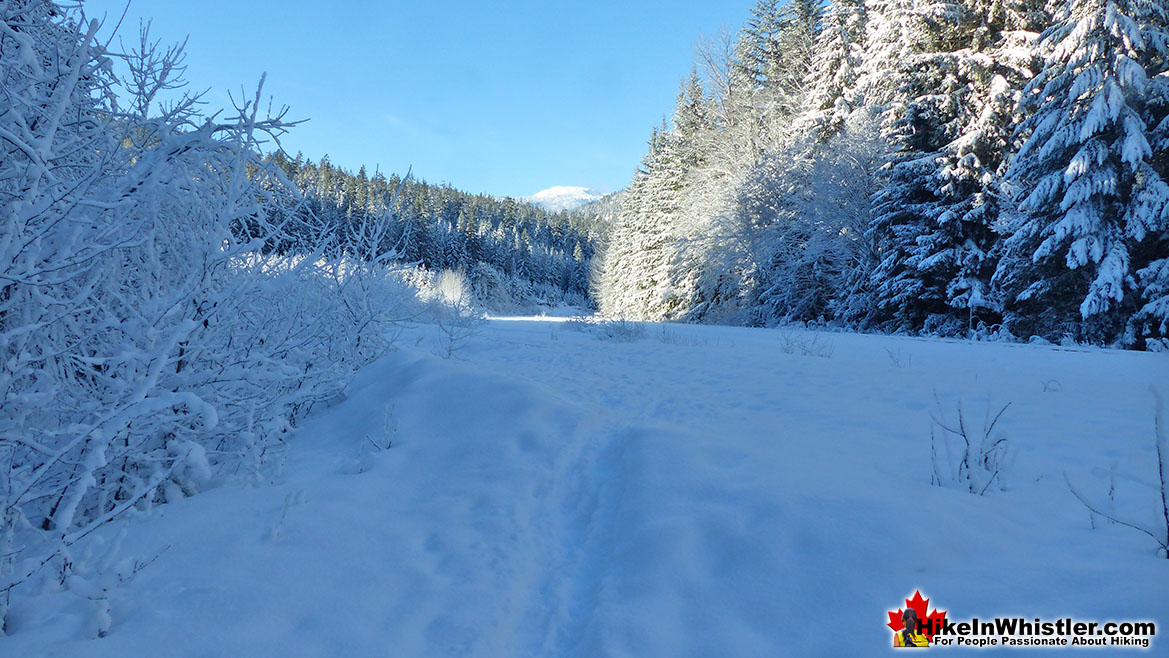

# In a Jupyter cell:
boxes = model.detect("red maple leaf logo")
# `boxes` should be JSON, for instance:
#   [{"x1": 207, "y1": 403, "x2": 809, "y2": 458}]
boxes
[{"x1": 888, "y1": 590, "x2": 947, "y2": 642}]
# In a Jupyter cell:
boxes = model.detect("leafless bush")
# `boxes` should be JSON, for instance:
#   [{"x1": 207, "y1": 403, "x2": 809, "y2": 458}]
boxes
[
  {"x1": 886, "y1": 347, "x2": 912, "y2": 368},
  {"x1": 1066, "y1": 387, "x2": 1169, "y2": 558},
  {"x1": 434, "y1": 297, "x2": 483, "y2": 359},
  {"x1": 930, "y1": 396, "x2": 1013, "y2": 495},
  {"x1": 563, "y1": 316, "x2": 594, "y2": 332},
  {"x1": 778, "y1": 328, "x2": 835, "y2": 358},
  {"x1": 595, "y1": 318, "x2": 648, "y2": 342},
  {"x1": 656, "y1": 326, "x2": 708, "y2": 346},
  {"x1": 427, "y1": 270, "x2": 484, "y2": 359},
  {"x1": 0, "y1": 8, "x2": 411, "y2": 629},
  {"x1": 365, "y1": 405, "x2": 398, "y2": 451}
]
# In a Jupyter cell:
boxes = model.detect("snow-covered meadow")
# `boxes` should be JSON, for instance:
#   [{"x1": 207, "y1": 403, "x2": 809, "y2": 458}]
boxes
[{"x1": 3, "y1": 316, "x2": 1166, "y2": 656}]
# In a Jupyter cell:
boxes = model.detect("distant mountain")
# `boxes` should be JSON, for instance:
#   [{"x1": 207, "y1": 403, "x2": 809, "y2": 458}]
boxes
[{"x1": 526, "y1": 186, "x2": 604, "y2": 212}]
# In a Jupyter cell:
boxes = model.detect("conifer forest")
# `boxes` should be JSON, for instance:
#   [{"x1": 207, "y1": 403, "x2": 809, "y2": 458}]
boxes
[{"x1": 600, "y1": 0, "x2": 1169, "y2": 350}]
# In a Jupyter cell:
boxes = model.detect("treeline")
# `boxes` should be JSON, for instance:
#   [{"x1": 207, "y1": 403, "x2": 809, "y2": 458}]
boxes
[
  {"x1": 268, "y1": 153, "x2": 600, "y2": 310},
  {"x1": 599, "y1": 0, "x2": 1169, "y2": 348}
]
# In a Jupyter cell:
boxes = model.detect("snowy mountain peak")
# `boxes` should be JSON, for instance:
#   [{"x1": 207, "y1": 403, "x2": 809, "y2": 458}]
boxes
[{"x1": 526, "y1": 186, "x2": 603, "y2": 212}]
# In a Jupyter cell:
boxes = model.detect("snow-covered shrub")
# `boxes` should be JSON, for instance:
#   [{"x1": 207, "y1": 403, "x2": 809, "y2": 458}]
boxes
[
  {"x1": 929, "y1": 397, "x2": 1013, "y2": 495},
  {"x1": 0, "y1": 4, "x2": 409, "y2": 630},
  {"x1": 562, "y1": 317, "x2": 594, "y2": 332},
  {"x1": 594, "y1": 319, "x2": 648, "y2": 342},
  {"x1": 433, "y1": 269, "x2": 473, "y2": 310},
  {"x1": 922, "y1": 314, "x2": 965, "y2": 338},
  {"x1": 1066, "y1": 388, "x2": 1169, "y2": 558},
  {"x1": 969, "y1": 322, "x2": 1014, "y2": 344},
  {"x1": 557, "y1": 315, "x2": 647, "y2": 342},
  {"x1": 424, "y1": 270, "x2": 483, "y2": 359},
  {"x1": 461, "y1": 260, "x2": 579, "y2": 314},
  {"x1": 467, "y1": 261, "x2": 529, "y2": 312},
  {"x1": 555, "y1": 288, "x2": 592, "y2": 310}
]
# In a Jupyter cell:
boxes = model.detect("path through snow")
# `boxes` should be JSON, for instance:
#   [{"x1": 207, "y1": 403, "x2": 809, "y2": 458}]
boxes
[{"x1": 5, "y1": 317, "x2": 1167, "y2": 656}]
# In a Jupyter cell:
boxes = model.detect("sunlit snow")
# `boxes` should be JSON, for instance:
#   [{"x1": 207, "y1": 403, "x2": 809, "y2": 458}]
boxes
[{"x1": 5, "y1": 316, "x2": 1165, "y2": 656}]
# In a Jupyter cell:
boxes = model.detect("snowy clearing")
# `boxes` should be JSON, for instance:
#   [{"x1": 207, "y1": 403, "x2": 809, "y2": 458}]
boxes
[{"x1": 5, "y1": 317, "x2": 1167, "y2": 657}]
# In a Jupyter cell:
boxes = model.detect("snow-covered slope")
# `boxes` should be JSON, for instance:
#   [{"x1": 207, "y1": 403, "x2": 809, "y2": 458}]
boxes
[
  {"x1": 525, "y1": 186, "x2": 603, "y2": 212},
  {"x1": 4, "y1": 318, "x2": 1166, "y2": 656}
]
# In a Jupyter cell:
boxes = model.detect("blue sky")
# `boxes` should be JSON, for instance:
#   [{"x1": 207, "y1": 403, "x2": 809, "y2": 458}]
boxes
[{"x1": 80, "y1": 0, "x2": 752, "y2": 198}]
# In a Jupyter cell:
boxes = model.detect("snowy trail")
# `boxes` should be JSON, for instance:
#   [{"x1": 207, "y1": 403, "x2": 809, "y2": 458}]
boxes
[{"x1": 5, "y1": 317, "x2": 1167, "y2": 657}]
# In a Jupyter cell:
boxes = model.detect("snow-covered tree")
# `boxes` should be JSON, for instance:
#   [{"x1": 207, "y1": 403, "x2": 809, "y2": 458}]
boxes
[
  {"x1": 861, "y1": 0, "x2": 1044, "y2": 334},
  {"x1": 996, "y1": 0, "x2": 1169, "y2": 343},
  {"x1": 599, "y1": 127, "x2": 669, "y2": 319},
  {"x1": 751, "y1": 111, "x2": 885, "y2": 324},
  {"x1": 0, "y1": 2, "x2": 414, "y2": 629},
  {"x1": 800, "y1": 0, "x2": 868, "y2": 139},
  {"x1": 857, "y1": 0, "x2": 930, "y2": 108},
  {"x1": 596, "y1": 0, "x2": 1163, "y2": 348},
  {"x1": 773, "y1": 0, "x2": 826, "y2": 111}
]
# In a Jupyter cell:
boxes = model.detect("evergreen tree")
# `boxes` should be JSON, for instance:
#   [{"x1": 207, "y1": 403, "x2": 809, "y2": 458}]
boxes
[
  {"x1": 996, "y1": 0, "x2": 1169, "y2": 343},
  {"x1": 592, "y1": 0, "x2": 1166, "y2": 347},
  {"x1": 773, "y1": 0, "x2": 826, "y2": 114},
  {"x1": 735, "y1": 0, "x2": 784, "y2": 92},
  {"x1": 600, "y1": 128, "x2": 674, "y2": 319},
  {"x1": 801, "y1": 0, "x2": 868, "y2": 139},
  {"x1": 731, "y1": 0, "x2": 787, "y2": 140},
  {"x1": 862, "y1": 0, "x2": 1044, "y2": 334},
  {"x1": 858, "y1": 0, "x2": 929, "y2": 108}
]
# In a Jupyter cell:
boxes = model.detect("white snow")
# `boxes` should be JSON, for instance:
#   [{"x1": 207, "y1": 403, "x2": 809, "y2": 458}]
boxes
[
  {"x1": 525, "y1": 186, "x2": 603, "y2": 212},
  {"x1": 4, "y1": 318, "x2": 1167, "y2": 656}
]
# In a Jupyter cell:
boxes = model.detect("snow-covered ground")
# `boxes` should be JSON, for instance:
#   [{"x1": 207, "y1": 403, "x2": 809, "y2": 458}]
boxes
[{"x1": 5, "y1": 317, "x2": 1167, "y2": 656}]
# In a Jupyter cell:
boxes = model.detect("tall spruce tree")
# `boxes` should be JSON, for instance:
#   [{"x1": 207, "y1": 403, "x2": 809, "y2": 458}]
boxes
[
  {"x1": 863, "y1": 0, "x2": 1045, "y2": 333},
  {"x1": 858, "y1": 0, "x2": 927, "y2": 108},
  {"x1": 801, "y1": 0, "x2": 868, "y2": 139},
  {"x1": 860, "y1": 0, "x2": 966, "y2": 331},
  {"x1": 599, "y1": 127, "x2": 675, "y2": 319},
  {"x1": 773, "y1": 0, "x2": 826, "y2": 115},
  {"x1": 996, "y1": 0, "x2": 1169, "y2": 343}
]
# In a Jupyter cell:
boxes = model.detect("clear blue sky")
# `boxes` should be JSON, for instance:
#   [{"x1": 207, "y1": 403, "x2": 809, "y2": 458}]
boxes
[{"x1": 80, "y1": 0, "x2": 752, "y2": 198}]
